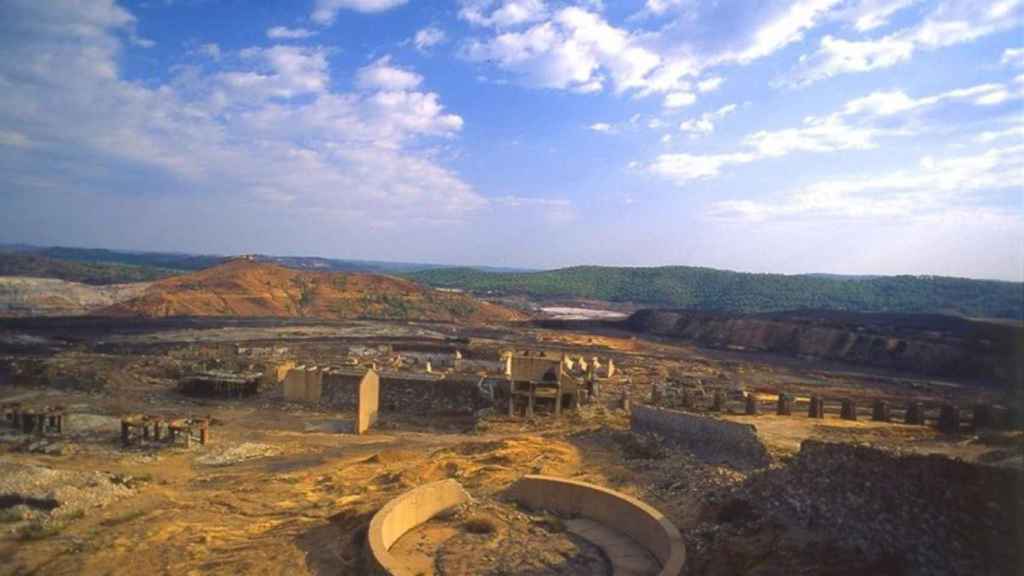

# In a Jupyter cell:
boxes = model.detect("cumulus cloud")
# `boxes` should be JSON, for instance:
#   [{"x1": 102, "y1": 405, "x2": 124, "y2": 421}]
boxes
[
  {"x1": 414, "y1": 27, "x2": 447, "y2": 51},
  {"x1": 709, "y1": 145, "x2": 1024, "y2": 221},
  {"x1": 794, "y1": 0, "x2": 1024, "y2": 84},
  {"x1": 0, "y1": 0, "x2": 482, "y2": 236},
  {"x1": 312, "y1": 0, "x2": 408, "y2": 25},
  {"x1": 588, "y1": 122, "x2": 614, "y2": 133},
  {"x1": 459, "y1": 0, "x2": 549, "y2": 28},
  {"x1": 355, "y1": 55, "x2": 423, "y2": 91},
  {"x1": 463, "y1": 6, "x2": 673, "y2": 95},
  {"x1": 267, "y1": 26, "x2": 317, "y2": 39}
]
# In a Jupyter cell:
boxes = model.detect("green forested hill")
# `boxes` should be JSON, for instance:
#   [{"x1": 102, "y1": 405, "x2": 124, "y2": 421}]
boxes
[{"x1": 407, "y1": 266, "x2": 1023, "y2": 320}]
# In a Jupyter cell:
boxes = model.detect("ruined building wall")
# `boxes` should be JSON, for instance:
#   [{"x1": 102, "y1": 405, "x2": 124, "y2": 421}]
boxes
[{"x1": 631, "y1": 404, "x2": 770, "y2": 469}]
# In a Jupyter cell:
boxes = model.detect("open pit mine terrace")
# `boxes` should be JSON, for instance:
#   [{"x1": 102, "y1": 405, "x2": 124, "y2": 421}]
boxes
[{"x1": 0, "y1": 314, "x2": 1021, "y2": 575}]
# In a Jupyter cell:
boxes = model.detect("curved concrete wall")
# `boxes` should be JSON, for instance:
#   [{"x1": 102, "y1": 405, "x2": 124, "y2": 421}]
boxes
[
  {"x1": 365, "y1": 479, "x2": 470, "y2": 576},
  {"x1": 508, "y1": 475, "x2": 685, "y2": 576}
]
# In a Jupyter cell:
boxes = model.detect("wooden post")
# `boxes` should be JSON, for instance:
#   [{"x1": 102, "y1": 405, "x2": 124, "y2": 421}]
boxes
[
  {"x1": 152, "y1": 420, "x2": 161, "y2": 441},
  {"x1": 121, "y1": 420, "x2": 130, "y2": 446},
  {"x1": 199, "y1": 421, "x2": 209, "y2": 445},
  {"x1": 526, "y1": 383, "x2": 535, "y2": 418},
  {"x1": 554, "y1": 389, "x2": 562, "y2": 417}
]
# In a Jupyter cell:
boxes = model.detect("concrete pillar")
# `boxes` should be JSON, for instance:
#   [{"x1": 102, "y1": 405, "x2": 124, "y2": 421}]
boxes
[
  {"x1": 841, "y1": 399, "x2": 857, "y2": 421},
  {"x1": 776, "y1": 394, "x2": 793, "y2": 416},
  {"x1": 526, "y1": 384, "x2": 535, "y2": 418},
  {"x1": 711, "y1": 391, "x2": 725, "y2": 412},
  {"x1": 972, "y1": 403, "x2": 992, "y2": 430},
  {"x1": 905, "y1": 402, "x2": 925, "y2": 425},
  {"x1": 745, "y1": 394, "x2": 760, "y2": 415},
  {"x1": 872, "y1": 400, "x2": 890, "y2": 422},
  {"x1": 806, "y1": 396, "x2": 822, "y2": 418},
  {"x1": 938, "y1": 405, "x2": 961, "y2": 434}
]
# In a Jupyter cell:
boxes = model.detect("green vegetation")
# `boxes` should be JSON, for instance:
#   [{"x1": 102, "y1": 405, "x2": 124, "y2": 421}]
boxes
[
  {"x1": 408, "y1": 266, "x2": 1023, "y2": 320},
  {"x1": 0, "y1": 254, "x2": 178, "y2": 285}
]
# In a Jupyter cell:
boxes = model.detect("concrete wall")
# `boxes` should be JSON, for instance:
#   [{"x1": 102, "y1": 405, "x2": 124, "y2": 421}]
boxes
[
  {"x1": 631, "y1": 404, "x2": 770, "y2": 469},
  {"x1": 365, "y1": 479, "x2": 471, "y2": 576},
  {"x1": 508, "y1": 475, "x2": 685, "y2": 576},
  {"x1": 283, "y1": 366, "x2": 323, "y2": 403},
  {"x1": 356, "y1": 370, "x2": 380, "y2": 435}
]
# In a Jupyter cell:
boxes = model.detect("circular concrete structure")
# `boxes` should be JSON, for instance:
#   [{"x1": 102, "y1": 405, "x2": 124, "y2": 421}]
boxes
[
  {"x1": 365, "y1": 475, "x2": 684, "y2": 576},
  {"x1": 508, "y1": 475, "x2": 685, "y2": 576},
  {"x1": 365, "y1": 479, "x2": 471, "y2": 576}
]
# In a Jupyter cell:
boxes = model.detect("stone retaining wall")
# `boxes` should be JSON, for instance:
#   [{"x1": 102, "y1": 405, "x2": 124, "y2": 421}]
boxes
[{"x1": 631, "y1": 404, "x2": 770, "y2": 469}]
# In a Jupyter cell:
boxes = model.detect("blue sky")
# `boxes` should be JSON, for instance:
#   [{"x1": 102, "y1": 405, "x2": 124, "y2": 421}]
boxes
[{"x1": 0, "y1": 0, "x2": 1021, "y2": 280}]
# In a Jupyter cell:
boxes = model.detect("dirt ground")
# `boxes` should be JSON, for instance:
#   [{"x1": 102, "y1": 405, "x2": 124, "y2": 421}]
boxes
[{"x1": 0, "y1": 319, "x2": 1016, "y2": 575}]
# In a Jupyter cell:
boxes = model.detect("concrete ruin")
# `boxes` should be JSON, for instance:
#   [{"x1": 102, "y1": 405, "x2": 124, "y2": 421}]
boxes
[
  {"x1": 632, "y1": 404, "x2": 770, "y2": 469},
  {"x1": 506, "y1": 350, "x2": 583, "y2": 417},
  {"x1": 178, "y1": 371, "x2": 261, "y2": 398},
  {"x1": 365, "y1": 476, "x2": 685, "y2": 576}
]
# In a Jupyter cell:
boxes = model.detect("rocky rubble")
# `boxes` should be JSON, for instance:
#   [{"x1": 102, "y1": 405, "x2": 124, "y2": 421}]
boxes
[
  {"x1": 692, "y1": 440, "x2": 1023, "y2": 575},
  {"x1": 0, "y1": 462, "x2": 134, "y2": 534}
]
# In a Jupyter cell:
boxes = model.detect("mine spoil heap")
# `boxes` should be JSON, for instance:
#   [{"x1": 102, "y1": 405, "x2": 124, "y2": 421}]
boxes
[{"x1": 100, "y1": 259, "x2": 524, "y2": 323}]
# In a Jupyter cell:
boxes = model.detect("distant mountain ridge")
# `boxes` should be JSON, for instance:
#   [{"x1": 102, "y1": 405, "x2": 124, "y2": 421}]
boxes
[
  {"x1": 0, "y1": 244, "x2": 532, "y2": 278},
  {"x1": 407, "y1": 266, "x2": 1023, "y2": 320}
]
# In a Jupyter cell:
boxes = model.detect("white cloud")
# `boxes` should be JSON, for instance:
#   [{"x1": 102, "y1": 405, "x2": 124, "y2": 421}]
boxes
[
  {"x1": 218, "y1": 45, "x2": 331, "y2": 101},
  {"x1": 696, "y1": 76, "x2": 723, "y2": 92},
  {"x1": 267, "y1": 26, "x2": 317, "y2": 39},
  {"x1": 589, "y1": 122, "x2": 614, "y2": 133},
  {"x1": 709, "y1": 145, "x2": 1024, "y2": 221},
  {"x1": 648, "y1": 152, "x2": 756, "y2": 181},
  {"x1": 355, "y1": 56, "x2": 422, "y2": 91},
  {"x1": 463, "y1": 6, "x2": 676, "y2": 95},
  {"x1": 650, "y1": 81, "x2": 1017, "y2": 184},
  {"x1": 663, "y1": 91, "x2": 696, "y2": 108},
  {"x1": 312, "y1": 0, "x2": 407, "y2": 25},
  {"x1": 0, "y1": 0, "x2": 482, "y2": 234},
  {"x1": 1003, "y1": 47, "x2": 1024, "y2": 66},
  {"x1": 414, "y1": 27, "x2": 447, "y2": 51},
  {"x1": 719, "y1": 0, "x2": 843, "y2": 65},
  {"x1": 644, "y1": 0, "x2": 689, "y2": 16},
  {"x1": 460, "y1": 0, "x2": 549, "y2": 28},
  {"x1": 796, "y1": 1, "x2": 1024, "y2": 84},
  {"x1": 836, "y1": 0, "x2": 918, "y2": 32},
  {"x1": 678, "y1": 103, "x2": 736, "y2": 137},
  {"x1": 196, "y1": 42, "x2": 221, "y2": 60}
]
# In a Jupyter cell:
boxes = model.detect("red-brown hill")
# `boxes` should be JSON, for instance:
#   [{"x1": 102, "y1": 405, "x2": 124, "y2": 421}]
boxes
[{"x1": 100, "y1": 259, "x2": 524, "y2": 322}]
